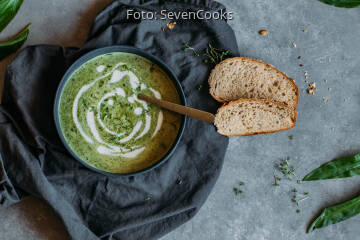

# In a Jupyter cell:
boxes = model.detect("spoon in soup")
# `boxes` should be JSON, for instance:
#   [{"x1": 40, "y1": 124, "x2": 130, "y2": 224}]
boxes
[{"x1": 137, "y1": 94, "x2": 215, "y2": 123}]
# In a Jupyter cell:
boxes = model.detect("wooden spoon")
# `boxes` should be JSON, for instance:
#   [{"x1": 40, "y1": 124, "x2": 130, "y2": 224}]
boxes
[{"x1": 138, "y1": 94, "x2": 215, "y2": 123}]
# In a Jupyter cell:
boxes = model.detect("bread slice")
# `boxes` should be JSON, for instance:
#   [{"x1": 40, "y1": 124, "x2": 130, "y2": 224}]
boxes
[
  {"x1": 209, "y1": 57, "x2": 299, "y2": 108},
  {"x1": 214, "y1": 98, "x2": 297, "y2": 136}
]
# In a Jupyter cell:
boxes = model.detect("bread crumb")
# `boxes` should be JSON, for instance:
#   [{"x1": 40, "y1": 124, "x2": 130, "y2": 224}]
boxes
[
  {"x1": 166, "y1": 21, "x2": 176, "y2": 30},
  {"x1": 292, "y1": 42, "x2": 297, "y2": 48},
  {"x1": 322, "y1": 97, "x2": 328, "y2": 103},
  {"x1": 307, "y1": 88, "x2": 314, "y2": 95},
  {"x1": 259, "y1": 29, "x2": 268, "y2": 36},
  {"x1": 302, "y1": 29, "x2": 307, "y2": 32},
  {"x1": 161, "y1": 27, "x2": 165, "y2": 31},
  {"x1": 309, "y1": 82, "x2": 316, "y2": 88}
]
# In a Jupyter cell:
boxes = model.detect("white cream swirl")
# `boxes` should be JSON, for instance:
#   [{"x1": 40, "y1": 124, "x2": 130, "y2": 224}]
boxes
[{"x1": 72, "y1": 63, "x2": 163, "y2": 158}]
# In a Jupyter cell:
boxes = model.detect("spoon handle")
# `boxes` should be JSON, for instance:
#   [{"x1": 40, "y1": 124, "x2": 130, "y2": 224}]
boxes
[{"x1": 138, "y1": 94, "x2": 215, "y2": 123}]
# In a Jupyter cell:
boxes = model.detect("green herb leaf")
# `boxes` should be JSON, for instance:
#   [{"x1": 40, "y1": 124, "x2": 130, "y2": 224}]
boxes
[
  {"x1": 303, "y1": 153, "x2": 360, "y2": 181},
  {"x1": 0, "y1": 0, "x2": 24, "y2": 33},
  {"x1": 233, "y1": 187, "x2": 243, "y2": 195},
  {"x1": 318, "y1": 0, "x2": 360, "y2": 8},
  {"x1": 0, "y1": 23, "x2": 30, "y2": 60},
  {"x1": 308, "y1": 194, "x2": 360, "y2": 232}
]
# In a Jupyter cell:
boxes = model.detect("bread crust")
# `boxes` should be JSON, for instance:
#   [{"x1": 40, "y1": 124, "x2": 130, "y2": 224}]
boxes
[
  {"x1": 215, "y1": 98, "x2": 298, "y2": 137},
  {"x1": 209, "y1": 57, "x2": 299, "y2": 109}
]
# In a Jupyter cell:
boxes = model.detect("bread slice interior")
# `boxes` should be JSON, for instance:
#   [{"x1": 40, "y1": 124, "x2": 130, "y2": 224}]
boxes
[
  {"x1": 209, "y1": 57, "x2": 299, "y2": 108},
  {"x1": 214, "y1": 98, "x2": 297, "y2": 136}
]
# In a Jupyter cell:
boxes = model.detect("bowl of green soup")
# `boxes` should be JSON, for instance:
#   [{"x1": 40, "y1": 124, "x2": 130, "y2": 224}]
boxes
[{"x1": 54, "y1": 46, "x2": 186, "y2": 176}]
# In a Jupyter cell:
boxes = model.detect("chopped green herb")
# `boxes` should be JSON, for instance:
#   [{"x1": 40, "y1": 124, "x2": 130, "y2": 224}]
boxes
[
  {"x1": 273, "y1": 174, "x2": 281, "y2": 186},
  {"x1": 278, "y1": 157, "x2": 296, "y2": 180},
  {"x1": 196, "y1": 84, "x2": 203, "y2": 91},
  {"x1": 177, "y1": 179, "x2": 183, "y2": 185},
  {"x1": 297, "y1": 180, "x2": 302, "y2": 184},
  {"x1": 233, "y1": 187, "x2": 243, "y2": 195},
  {"x1": 145, "y1": 196, "x2": 151, "y2": 201},
  {"x1": 296, "y1": 209, "x2": 301, "y2": 213},
  {"x1": 238, "y1": 181, "x2": 245, "y2": 186},
  {"x1": 288, "y1": 135, "x2": 294, "y2": 140},
  {"x1": 292, "y1": 195, "x2": 309, "y2": 206}
]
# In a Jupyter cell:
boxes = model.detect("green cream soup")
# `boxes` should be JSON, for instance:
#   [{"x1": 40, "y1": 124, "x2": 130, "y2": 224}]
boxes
[{"x1": 59, "y1": 52, "x2": 182, "y2": 173}]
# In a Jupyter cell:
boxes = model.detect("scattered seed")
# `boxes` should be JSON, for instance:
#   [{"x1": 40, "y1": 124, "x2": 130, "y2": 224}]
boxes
[
  {"x1": 322, "y1": 97, "x2": 328, "y2": 103},
  {"x1": 298, "y1": 56, "x2": 302, "y2": 59},
  {"x1": 328, "y1": 88, "x2": 332, "y2": 92},
  {"x1": 328, "y1": 58, "x2": 332, "y2": 62},
  {"x1": 302, "y1": 29, "x2": 307, "y2": 33},
  {"x1": 292, "y1": 42, "x2": 297, "y2": 48},
  {"x1": 330, "y1": 127, "x2": 335, "y2": 131},
  {"x1": 166, "y1": 21, "x2": 176, "y2": 30},
  {"x1": 259, "y1": 29, "x2": 268, "y2": 36},
  {"x1": 324, "y1": 79, "x2": 328, "y2": 83},
  {"x1": 299, "y1": 64, "x2": 304, "y2": 67}
]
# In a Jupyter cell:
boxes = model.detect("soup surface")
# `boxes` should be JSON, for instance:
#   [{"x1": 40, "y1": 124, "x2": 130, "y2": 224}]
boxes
[{"x1": 59, "y1": 52, "x2": 182, "y2": 173}]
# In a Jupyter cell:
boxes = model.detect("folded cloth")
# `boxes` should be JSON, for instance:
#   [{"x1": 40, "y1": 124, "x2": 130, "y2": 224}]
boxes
[{"x1": 0, "y1": 0, "x2": 239, "y2": 239}]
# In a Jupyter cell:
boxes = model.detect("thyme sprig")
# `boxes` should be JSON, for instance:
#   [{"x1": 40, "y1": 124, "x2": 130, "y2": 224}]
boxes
[
  {"x1": 278, "y1": 157, "x2": 296, "y2": 180},
  {"x1": 273, "y1": 174, "x2": 281, "y2": 187},
  {"x1": 183, "y1": 41, "x2": 200, "y2": 56},
  {"x1": 203, "y1": 43, "x2": 229, "y2": 65},
  {"x1": 183, "y1": 42, "x2": 229, "y2": 65},
  {"x1": 233, "y1": 181, "x2": 245, "y2": 196},
  {"x1": 233, "y1": 188, "x2": 243, "y2": 195}
]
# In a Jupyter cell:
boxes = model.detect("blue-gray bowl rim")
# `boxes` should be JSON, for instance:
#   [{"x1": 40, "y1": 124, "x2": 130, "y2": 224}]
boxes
[{"x1": 53, "y1": 45, "x2": 187, "y2": 177}]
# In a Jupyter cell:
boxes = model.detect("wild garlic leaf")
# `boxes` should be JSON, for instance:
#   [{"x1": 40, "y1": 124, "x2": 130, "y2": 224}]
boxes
[
  {"x1": 308, "y1": 194, "x2": 360, "y2": 232},
  {"x1": 0, "y1": 0, "x2": 24, "y2": 33},
  {"x1": 303, "y1": 153, "x2": 360, "y2": 181},
  {"x1": 318, "y1": 0, "x2": 360, "y2": 8},
  {"x1": 0, "y1": 23, "x2": 30, "y2": 60}
]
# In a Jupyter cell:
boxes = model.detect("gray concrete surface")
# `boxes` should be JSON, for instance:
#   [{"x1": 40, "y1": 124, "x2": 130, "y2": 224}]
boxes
[{"x1": 1, "y1": 0, "x2": 360, "y2": 239}]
